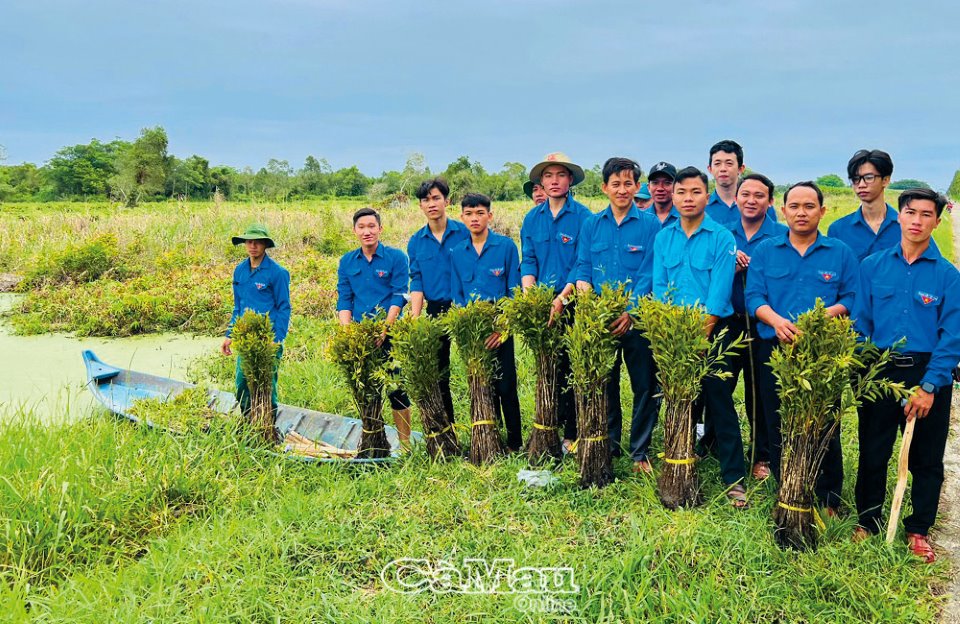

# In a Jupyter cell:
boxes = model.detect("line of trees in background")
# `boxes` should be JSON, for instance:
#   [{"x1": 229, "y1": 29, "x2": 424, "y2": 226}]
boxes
[{"x1": 0, "y1": 127, "x2": 951, "y2": 206}]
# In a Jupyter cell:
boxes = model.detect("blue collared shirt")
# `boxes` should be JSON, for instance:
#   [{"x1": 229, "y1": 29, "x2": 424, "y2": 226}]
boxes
[
  {"x1": 574, "y1": 205, "x2": 661, "y2": 301},
  {"x1": 723, "y1": 216, "x2": 789, "y2": 315},
  {"x1": 745, "y1": 233, "x2": 859, "y2": 341},
  {"x1": 520, "y1": 195, "x2": 592, "y2": 291},
  {"x1": 643, "y1": 205, "x2": 680, "y2": 229},
  {"x1": 653, "y1": 215, "x2": 737, "y2": 317},
  {"x1": 450, "y1": 231, "x2": 521, "y2": 305},
  {"x1": 227, "y1": 254, "x2": 292, "y2": 342},
  {"x1": 855, "y1": 244, "x2": 960, "y2": 390},
  {"x1": 826, "y1": 204, "x2": 902, "y2": 262},
  {"x1": 336, "y1": 243, "x2": 409, "y2": 320},
  {"x1": 407, "y1": 218, "x2": 469, "y2": 303},
  {"x1": 705, "y1": 190, "x2": 778, "y2": 224}
]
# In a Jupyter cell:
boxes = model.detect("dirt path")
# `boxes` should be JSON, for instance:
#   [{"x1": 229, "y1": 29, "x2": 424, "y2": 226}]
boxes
[{"x1": 938, "y1": 211, "x2": 960, "y2": 624}]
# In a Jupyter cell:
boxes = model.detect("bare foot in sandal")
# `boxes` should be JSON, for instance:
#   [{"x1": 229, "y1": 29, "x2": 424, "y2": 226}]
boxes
[{"x1": 726, "y1": 484, "x2": 749, "y2": 509}]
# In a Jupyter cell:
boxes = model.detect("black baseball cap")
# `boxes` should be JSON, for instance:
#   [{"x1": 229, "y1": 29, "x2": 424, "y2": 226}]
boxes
[{"x1": 648, "y1": 161, "x2": 677, "y2": 181}]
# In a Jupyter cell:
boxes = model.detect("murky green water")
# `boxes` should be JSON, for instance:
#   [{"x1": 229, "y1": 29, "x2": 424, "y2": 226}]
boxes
[{"x1": 0, "y1": 294, "x2": 221, "y2": 422}]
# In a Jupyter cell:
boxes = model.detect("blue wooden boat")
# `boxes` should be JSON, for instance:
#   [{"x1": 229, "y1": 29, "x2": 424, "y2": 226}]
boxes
[{"x1": 82, "y1": 349, "x2": 420, "y2": 463}]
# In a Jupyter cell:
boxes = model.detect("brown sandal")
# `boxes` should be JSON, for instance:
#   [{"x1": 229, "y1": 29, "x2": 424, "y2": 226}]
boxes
[{"x1": 726, "y1": 484, "x2": 749, "y2": 509}]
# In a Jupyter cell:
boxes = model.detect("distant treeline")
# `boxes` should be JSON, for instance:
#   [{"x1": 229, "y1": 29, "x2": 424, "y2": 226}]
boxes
[{"x1": 0, "y1": 126, "x2": 948, "y2": 205}]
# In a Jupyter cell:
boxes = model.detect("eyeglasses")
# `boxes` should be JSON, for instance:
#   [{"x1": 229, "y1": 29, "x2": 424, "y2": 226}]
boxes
[{"x1": 850, "y1": 173, "x2": 881, "y2": 185}]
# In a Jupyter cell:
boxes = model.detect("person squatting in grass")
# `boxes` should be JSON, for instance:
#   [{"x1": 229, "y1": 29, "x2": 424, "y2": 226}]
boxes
[
  {"x1": 406, "y1": 178, "x2": 469, "y2": 426},
  {"x1": 221, "y1": 223, "x2": 291, "y2": 416},
  {"x1": 449, "y1": 192, "x2": 524, "y2": 451},
  {"x1": 520, "y1": 152, "x2": 593, "y2": 452},
  {"x1": 556, "y1": 156, "x2": 660, "y2": 474},
  {"x1": 704, "y1": 139, "x2": 778, "y2": 224},
  {"x1": 745, "y1": 181, "x2": 859, "y2": 517},
  {"x1": 651, "y1": 166, "x2": 748, "y2": 507},
  {"x1": 336, "y1": 207, "x2": 413, "y2": 447},
  {"x1": 853, "y1": 188, "x2": 960, "y2": 564}
]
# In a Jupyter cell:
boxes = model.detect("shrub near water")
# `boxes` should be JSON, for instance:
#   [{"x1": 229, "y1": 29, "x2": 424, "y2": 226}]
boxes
[{"x1": 18, "y1": 233, "x2": 136, "y2": 289}]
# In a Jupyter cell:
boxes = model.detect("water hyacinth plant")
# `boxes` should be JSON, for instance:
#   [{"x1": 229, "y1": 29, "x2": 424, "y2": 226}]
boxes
[
  {"x1": 443, "y1": 300, "x2": 504, "y2": 465},
  {"x1": 635, "y1": 296, "x2": 744, "y2": 509},
  {"x1": 328, "y1": 316, "x2": 392, "y2": 459},
  {"x1": 231, "y1": 310, "x2": 280, "y2": 443},
  {"x1": 499, "y1": 284, "x2": 566, "y2": 465},
  {"x1": 389, "y1": 315, "x2": 460, "y2": 460},
  {"x1": 563, "y1": 285, "x2": 630, "y2": 489},
  {"x1": 769, "y1": 301, "x2": 906, "y2": 550}
]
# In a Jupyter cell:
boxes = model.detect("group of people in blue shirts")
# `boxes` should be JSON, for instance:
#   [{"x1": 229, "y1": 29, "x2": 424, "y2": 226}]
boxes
[{"x1": 227, "y1": 141, "x2": 958, "y2": 564}]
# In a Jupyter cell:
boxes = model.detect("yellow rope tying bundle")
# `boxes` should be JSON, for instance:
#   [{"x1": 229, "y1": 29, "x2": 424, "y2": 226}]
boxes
[
  {"x1": 656, "y1": 452, "x2": 696, "y2": 465},
  {"x1": 362, "y1": 427, "x2": 384, "y2": 434},
  {"x1": 568, "y1": 435, "x2": 606, "y2": 453},
  {"x1": 425, "y1": 425, "x2": 452, "y2": 439},
  {"x1": 532, "y1": 423, "x2": 557, "y2": 431},
  {"x1": 777, "y1": 501, "x2": 827, "y2": 531},
  {"x1": 471, "y1": 420, "x2": 496, "y2": 427}
]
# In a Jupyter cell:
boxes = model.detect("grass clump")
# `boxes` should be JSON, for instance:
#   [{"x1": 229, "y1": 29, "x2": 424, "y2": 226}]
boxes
[
  {"x1": 231, "y1": 310, "x2": 280, "y2": 443},
  {"x1": 19, "y1": 233, "x2": 135, "y2": 289},
  {"x1": 129, "y1": 385, "x2": 223, "y2": 433}
]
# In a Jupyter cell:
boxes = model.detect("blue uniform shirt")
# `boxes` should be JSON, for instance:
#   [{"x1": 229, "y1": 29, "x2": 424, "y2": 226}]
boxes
[
  {"x1": 723, "y1": 216, "x2": 789, "y2": 315},
  {"x1": 450, "y1": 230, "x2": 521, "y2": 305},
  {"x1": 574, "y1": 205, "x2": 661, "y2": 301},
  {"x1": 744, "y1": 233, "x2": 859, "y2": 341},
  {"x1": 336, "y1": 243, "x2": 409, "y2": 320},
  {"x1": 705, "y1": 190, "x2": 778, "y2": 224},
  {"x1": 227, "y1": 254, "x2": 291, "y2": 342},
  {"x1": 653, "y1": 215, "x2": 737, "y2": 318},
  {"x1": 827, "y1": 204, "x2": 902, "y2": 262},
  {"x1": 407, "y1": 218, "x2": 469, "y2": 303},
  {"x1": 644, "y1": 205, "x2": 680, "y2": 229},
  {"x1": 520, "y1": 195, "x2": 592, "y2": 291},
  {"x1": 855, "y1": 244, "x2": 960, "y2": 390}
]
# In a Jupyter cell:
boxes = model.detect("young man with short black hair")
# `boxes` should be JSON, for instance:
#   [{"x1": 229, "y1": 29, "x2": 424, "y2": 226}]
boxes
[
  {"x1": 653, "y1": 166, "x2": 747, "y2": 506},
  {"x1": 450, "y1": 193, "x2": 523, "y2": 451},
  {"x1": 745, "y1": 181, "x2": 859, "y2": 515},
  {"x1": 705, "y1": 139, "x2": 777, "y2": 224},
  {"x1": 564, "y1": 157, "x2": 660, "y2": 472},
  {"x1": 407, "y1": 177, "x2": 469, "y2": 425},
  {"x1": 828, "y1": 149, "x2": 900, "y2": 262},
  {"x1": 520, "y1": 153, "x2": 592, "y2": 450},
  {"x1": 337, "y1": 207, "x2": 413, "y2": 446},
  {"x1": 645, "y1": 161, "x2": 680, "y2": 228},
  {"x1": 853, "y1": 188, "x2": 960, "y2": 563}
]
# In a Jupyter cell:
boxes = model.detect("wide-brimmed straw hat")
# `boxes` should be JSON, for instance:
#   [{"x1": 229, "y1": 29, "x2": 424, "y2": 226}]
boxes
[
  {"x1": 529, "y1": 152, "x2": 585, "y2": 186},
  {"x1": 231, "y1": 223, "x2": 276, "y2": 248}
]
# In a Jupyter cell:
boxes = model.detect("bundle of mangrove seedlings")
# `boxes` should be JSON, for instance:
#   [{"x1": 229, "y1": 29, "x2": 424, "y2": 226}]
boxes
[
  {"x1": 563, "y1": 285, "x2": 630, "y2": 488},
  {"x1": 769, "y1": 301, "x2": 904, "y2": 550},
  {"x1": 443, "y1": 300, "x2": 504, "y2": 465},
  {"x1": 390, "y1": 314, "x2": 460, "y2": 460},
  {"x1": 328, "y1": 317, "x2": 392, "y2": 459},
  {"x1": 500, "y1": 284, "x2": 566, "y2": 465},
  {"x1": 231, "y1": 310, "x2": 280, "y2": 443},
  {"x1": 635, "y1": 297, "x2": 743, "y2": 509}
]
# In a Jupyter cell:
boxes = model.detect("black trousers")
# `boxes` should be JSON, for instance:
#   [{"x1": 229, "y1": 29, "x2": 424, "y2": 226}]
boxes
[
  {"x1": 606, "y1": 328, "x2": 658, "y2": 461},
  {"x1": 855, "y1": 358, "x2": 951, "y2": 536},
  {"x1": 699, "y1": 326, "x2": 748, "y2": 485},
  {"x1": 702, "y1": 315, "x2": 771, "y2": 464},
  {"x1": 493, "y1": 336, "x2": 523, "y2": 449},
  {"x1": 555, "y1": 301, "x2": 577, "y2": 441},
  {"x1": 755, "y1": 338, "x2": 844, "y2": 507},
  {"x1": 380, "y1": 336, "x2": 411, "y2": 411},
  {"x1": 425, "y1": 300, "x2": 456, "y2": 424}
]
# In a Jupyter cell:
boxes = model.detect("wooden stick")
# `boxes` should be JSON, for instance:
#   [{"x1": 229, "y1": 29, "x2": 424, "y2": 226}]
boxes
[{"x1": 886, "y1": 418, "x2": 917, "y2": 544}]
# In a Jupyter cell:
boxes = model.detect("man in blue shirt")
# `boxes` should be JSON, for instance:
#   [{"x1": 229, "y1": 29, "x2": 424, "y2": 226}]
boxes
[
  {"x1": 633, "y1": 183, "x2": 652, "y2": 210},
  {"x1": 450, "y1": 193, "x2": 523, "y2": 451},
  {"x1": 705, "y1": 139, "x2": 778, "y2": 224},
  {"x1": 523, "y1": 180, "x2": 548, "y2": 206},
  {"x1": 222, "y1": 223, "x2": 291, "y2": 417},
  {"x1": 745, "y1": 181, "x2": 859, "y2": 515},
  {"x1": 702, "y1": 174, "x2": 788, "y2": 481},
  {"x1": 853, "y1": 189, "x2": 960, "y2": 563},
  {"x1": 653, "y1": 167, "x2": 747, "y2": 506},
  {"x1": 827, "y1": 149, "x2": 901, "y2": 262},
  {"x1": 407, "y1": 178, "x2": 469, "y2": 425},
  {"x1": 562, "y1": 157, "x2": 660, "y2": 472},
  {"x1": 337, "y1": 207, "x2": 412, "y2": 446},
  {"x1": 645, "y1": 161, "x2": 680, "y2": 228},
  {"x1": 521, "y1": 152, "x2": 592, "y2": 450}
]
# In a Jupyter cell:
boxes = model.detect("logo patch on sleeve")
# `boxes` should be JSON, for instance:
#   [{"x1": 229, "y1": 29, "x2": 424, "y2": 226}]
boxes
[
  {"x1": 490, "y1": 267, "x2": 504, "y2": 277},
  {"x1": 818, "y1": 270, "x2": 837, "y2": 282},
  {"x1": 918, "y1": 291, "x2": 939, "y2": 305}
]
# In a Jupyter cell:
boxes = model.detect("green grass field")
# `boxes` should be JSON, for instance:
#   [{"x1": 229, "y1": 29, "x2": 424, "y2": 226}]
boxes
[{"x1": 0, "y1": 189, "x2": 955, "y2": 622}]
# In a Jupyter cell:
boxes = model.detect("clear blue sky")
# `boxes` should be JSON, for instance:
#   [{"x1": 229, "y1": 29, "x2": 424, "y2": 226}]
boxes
[{"x1": 2, "y1": 0, "x2": 958, "y2": 188}]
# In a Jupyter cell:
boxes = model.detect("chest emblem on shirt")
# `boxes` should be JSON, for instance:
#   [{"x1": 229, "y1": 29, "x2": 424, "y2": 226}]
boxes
[
  {"x1": 376, "y1": 269, "x2": 389, "y2": 278},
  {"x1": 818, "y1": 271, "x2": 837, "y2": 282},
  {"x1": 254, "y1": 282, "x2": 267, "y2": 290},
  {"x1": 490, "y1": 267, "x2": 504, "y2": 277},
  {"x1": 559, "y1": 233, "x2": 573, "y2": 244},
  {"x1": 626, "y1": 244, "x2": 642, "y2": 252},
  {"x1": 918, "y1": 291, "x2": 939, "y2": 305}
]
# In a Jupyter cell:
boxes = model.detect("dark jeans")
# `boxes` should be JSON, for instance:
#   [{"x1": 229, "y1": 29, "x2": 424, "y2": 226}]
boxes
[
  {"x1": 856, "y1": 358, "x2": 951, "y2": 536},
  {"x1": 381, "y1": 336, "x2": 411, "y2": 411},
  {"x1": 425, "y1": 300, "x2": 456, "y2": 424},
  {"x1": 700, "y1": 326, "x2": 747, "y2": 485},
  {"x1": 493, "y1": 336, "x2": 523, "y2": 449},
  {"x1": 755, "y1": 338, "x2": 844, "y2": 507},
  {"x1": 702, "y1": 315, "x2": 770, "y2": 464},
  {"x1": 606, "y1": 328, "x2": 658, "y2": 461}
]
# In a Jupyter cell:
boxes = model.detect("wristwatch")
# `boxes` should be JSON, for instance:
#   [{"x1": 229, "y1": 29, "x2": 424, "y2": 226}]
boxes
[{"x1": 920, "y1": 382, "x2": 936, "y2": 394}]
